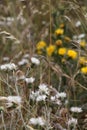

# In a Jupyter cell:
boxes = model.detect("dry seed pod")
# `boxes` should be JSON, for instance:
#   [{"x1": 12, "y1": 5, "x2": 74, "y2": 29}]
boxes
[{"x1": 59, "y1": 108, "x2": 69, "y2": 121}]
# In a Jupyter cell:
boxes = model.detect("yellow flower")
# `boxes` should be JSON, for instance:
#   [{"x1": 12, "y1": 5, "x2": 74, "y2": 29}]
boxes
[
  {"x1": 55, "y1": 40, "x2": 62, "y2": 46},
  {"x1": 37, "y1": 50, "x2": 42, "y2": 55},
  {"x1": 55, "y1": 28, "x2": 64, "y2": 35},
  {"x1": 80, "y1": 40, "x2": 86, "y2": 48},
  {"x1": 59, "y1": 23, "x2": 64, "y2": 28},
  {"x1": 46, "y1": 45, "x2": 55, "y2": 56},
  {"x1": 67, "y1": 49, "x2": 77, "y2": 59},
  {"x1": 37, "y1": 41, "x2": 46, "y2": 50},
  {"x1": 79, "y1": 57, "x2": 86, "y2": 65},
  {"x1": 58, "y1": 48, "x2": 67, "y2": 56},
  {"x1": 64, "y1": 36, "x2": 71, "y2": 42},
  {"x1": 61, "y1": 58, "x2": 66, "y2": 63},
  {"x1": 81, "y1": 67, "x2": 87, "y2": 74}
]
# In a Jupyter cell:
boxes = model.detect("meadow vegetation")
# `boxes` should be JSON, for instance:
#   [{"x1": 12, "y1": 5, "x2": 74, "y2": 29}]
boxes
[{"x1": 0, "y1": 0, "x2": 87, "y2": 129}]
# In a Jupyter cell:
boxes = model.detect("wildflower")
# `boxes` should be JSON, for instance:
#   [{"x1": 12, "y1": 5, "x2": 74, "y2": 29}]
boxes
[
  {"x1": 25, "y1": 77, "x2": 35, "y2": 84},
  {"x1": 31, "y1": 57, "x2": 40, "y2": 65},
  {"x1": 37, "y1": 50, "x2": 42, "y2": 55},
  {"x1": 30, "y1": 90, "x2": 47, "y2": 102},
  {"x1": 30, "y1": 117, "x2": 45, "y2": 126},
  {"x1": 50, "y1": 96, "x2": 61, "y2": 105},
  {"x1": 79, "y1": 57, "x2": 87, "y2": 65},
  {"x1": 58, "y1": 47, "x2": 67, "y2": 56},
  {"x1": 70, "y1": 107, "x2": 82, "y2": 113},
  {"x1": 50, "y1": 96, "x2": 56, "y2": 101},
  {"x1": 61, "y1": 58, "x2": 66, "y2": 63},
  {"x1": 30, "y1": 91, "x2": 40, "y2": 101},
  {"x1": 46, "y1": 45, "x2": 55, "y2": 56},
  {"x1": 64, "y1": 36, "x2": 71, "y2": 42},
  {"x1": 0, "y1": 63, "x2": 17, "y2": 71},
  {"x1": 65, "y1": 100, "x2": 68, "y2": 105},
  {"x1": 56, "y1": 92, "x2": 66, "y2": 98},
  {"x1": 18, "y1": 59, "x2": 29, "y2": 66},
  {"x1": 67, "y1": 49, "x2": 77, "y2": 59},
  {"x1": 7, "y1": 96, "x2": 22, "y2": 105},
  {"x1": 73, "y1": 35, "x2": 78, "y2": 40},
  {"x1": 81, "y1": 67, "x2": 87, "y2": 74},
  {"x1": 23, "y1": 54, "x2": 30, "y2": 58},
  {"x1": 29, "y1": 118, "x2": 38, "y2": 125},
  {"x1": 39, "y1": 84, "x2": 49, "y2": 95},
  {"x1": 36, "y1": 41, "x2": 46, "y2": 50},
  {"x1": 75, "y1": 21, "x2": 81, "y2": 27},
  {"x1": 59, "y1": 23, "x2": 64, "y2": 28},
  {"x1": 78, "y1": 34, "x2": 85, "y2": 39},
  {"x1": 37, "y1": 117, "x2": 45, "y2": 126},
  {"x1": 56, "y1": 100, "x2": 61, "y2": 105},
  {"x1": 68, "y1": 117, "x2": 77, "y2": 126},
  {"x1": 80, "y1": 40, "x2": 86, "y2": 48},
  {"x1": 55, "y1": 39, "x2": 62, "y2": 46},
  {"x1": 55, "y1": 28, "x2": 64, "y2": 35},
  {"x1": 9, "y1": 63, "x2": 17, "y2": 70},
  {"x1": 36, "y1": 95, "x2": 47, "y2": 102},
  {"x1": 3, "y1": 57, "x2": 9, "y2": 62}
]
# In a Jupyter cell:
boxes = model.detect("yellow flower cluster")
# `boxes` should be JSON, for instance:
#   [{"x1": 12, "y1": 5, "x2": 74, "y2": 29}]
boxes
[
  {"x1": 67, "y1": 49, "x2": 77, "y2": 59},
  {"x1": 81, "y1": 67, "x2": 87, "y2": 74},
  {"x1": 55, "y1": 28, "x2": 64, "y2": 35},
  {"x1": 58, "y1": 48, "x2": 67, "y2": 56},
  {"x1": 58, "y1": 48, "x2": 78, "y2": 60},
  {"x1": 46, "y1": 45, "x2": 56, "y2": 56},
  {"x1": 37, "y1": 41, "x2": 46, "y2": 50}
]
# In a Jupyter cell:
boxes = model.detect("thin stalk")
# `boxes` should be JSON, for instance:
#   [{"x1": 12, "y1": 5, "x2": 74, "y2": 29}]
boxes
[
  {"x1": 1, "y1": 111, "x2": 6, "y2": 130},
  {"x1": 49, "y1": 0, "x2": 52, "y2": 44}
]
